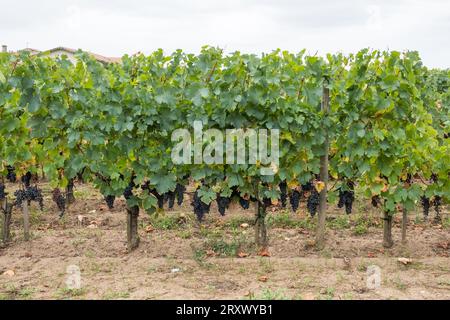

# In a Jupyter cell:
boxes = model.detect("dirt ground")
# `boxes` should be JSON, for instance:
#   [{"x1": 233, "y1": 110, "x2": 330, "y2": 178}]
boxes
[{"x1": 0, "y1": 182, "x2": 449, "y2": 300}]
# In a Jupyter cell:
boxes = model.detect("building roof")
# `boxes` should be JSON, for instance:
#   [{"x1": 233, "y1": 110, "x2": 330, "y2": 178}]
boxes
[{"x1": 20, "y1": 46, "x2": 121, "y2": 63}]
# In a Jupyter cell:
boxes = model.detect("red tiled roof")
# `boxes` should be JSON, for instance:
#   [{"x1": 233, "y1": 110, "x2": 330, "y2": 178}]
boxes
[{"x1": 20, "y1": 46, "x2": 121, "y2": 63}]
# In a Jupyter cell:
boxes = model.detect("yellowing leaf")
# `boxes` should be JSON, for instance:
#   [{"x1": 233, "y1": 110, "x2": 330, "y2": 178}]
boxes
[
  {"x1": 315, "y1": 181, "x2": 325, "y2": 193},
  {"x1": 287, "y1": 181, "x2": 299, "y2": 189}
]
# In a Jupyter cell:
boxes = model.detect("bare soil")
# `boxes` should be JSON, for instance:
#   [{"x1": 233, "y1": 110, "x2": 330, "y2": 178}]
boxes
[{"x1": 0, "y1": 182, "x2": 449, "y2": 300}]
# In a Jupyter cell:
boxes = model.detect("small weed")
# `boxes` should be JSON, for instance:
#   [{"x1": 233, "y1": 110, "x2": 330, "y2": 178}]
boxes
[
  {"x1": 267, "y1": 211, "x2": 298, "y2": 228},
  {"x1": 148, "y1": 214, "x2": 180, "y2": 230},
  {"x1": 392, "y1": 277, "x2": 407, "y2": 291},
  {"x1": 258, "y1": 258, "x2": 275, "y2": 274},
  {"x1": 336, "y1": 272, "x2": 345, "y2": 284},
  {"x1": 224, "y1": 216, "x2": 254, "y2": 230},
  {"x1": 317, "y1": 287, "x2": 335, "y2": 300},
  {"x1": 343, "y1": 292, "x2": 354, "y2": 300},
  {"x1": 74, "y1": 190, "x2": 91, "y2": 199},
  {"x1": 320, "y1": 248, "x2": 333, "y2": 259},
  {"x1": 56, "y1": 287, "x2": 87, "y2": 299},
  {"x1": 18, "y1": 287, "x2": 36, "y2": 299},
  {"x1": 302, "y1": 276, "x2": 314, "y2": 288},
  {"x1": 327, "y1": 215, "x2": 350, "y2": 230},
  {"x1": 102, "y1": 291, "x2": 130, "y2": 300},
  {"x1": 248, "y1": 288, "x2": 289, "y2": 300},
  {"x1": 442, "y1": 216, "x2": 450, "y2": 229},
  {"x1": 85, "y1": 250, "x2": 96, "y2": 259},
  {"x1": 353, "y1": 216, "x2": 369, "y2": 235},
  {"x1": 1, "y1": 285, "x2": 35, "y2": 300},
  {"x1": 177, "y1": 229, "x2": 193, "y2": 239},
  {"x1": 357, "y1": 261, "x2": 369, "y2": 272},
  {"x1": 192, "y1": 247, "x2": 207, "y2": 265},
  {"x1": 205, "y1": 238, "x2": 240, "y2": 257},
  {"x1": 238, "y1": 266, "x2": 247, "y2": 274}
]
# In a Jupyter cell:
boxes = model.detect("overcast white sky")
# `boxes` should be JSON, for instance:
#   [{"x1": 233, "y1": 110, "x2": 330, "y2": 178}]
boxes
[{"x1": 1, "y1": 0, "x2": 449, "y2": 68}]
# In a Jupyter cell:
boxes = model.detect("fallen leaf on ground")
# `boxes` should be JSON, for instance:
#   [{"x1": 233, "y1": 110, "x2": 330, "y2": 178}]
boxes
[
  {"x1": 258, "y1": 275, "x2": 268, "y2": 282},
  {"x1": 3, "y1": 270, "x2": 14, "y2": 277},
  {"x1": 206, "y1": 250, "x2": 216, "y2": 257},
  {"x1": 398, "y1": 257, "x2": 413, "y2": 265},
  {"x1": 305, "y1": 240, "x2": 316, "y2": 248},
  {"x1": 145, "y1": 225, "x2": 154, "y2": 233},
  {"x1": 437, "y1": 242, "x2": 449, "y2": 249},
  {"x1": 237, "y1": 252, "x2": 249, "y2": 258},
  {"x1": 258, "y1": 248, "x2": 271, "y2": 257}
]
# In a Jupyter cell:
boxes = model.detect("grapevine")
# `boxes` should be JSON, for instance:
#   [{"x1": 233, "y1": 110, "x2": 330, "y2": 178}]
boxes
[{"x1": 52, "y1": 188, "x2": 66, "y2": 217}]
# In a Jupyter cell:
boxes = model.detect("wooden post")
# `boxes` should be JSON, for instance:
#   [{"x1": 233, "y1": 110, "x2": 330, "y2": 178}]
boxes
[
  {"x1": 126, "y1": 206, "x2": 140, "y2": 251},
  {"x1": 383, "y1": 211, "x2": 394, "y2": 248},
  {"x1": 401, "y1": 207, "x2": 407, "y2": 244},
  {"x1": 316, "y1": 85, "x2": 330, "y2": 248},
  {"x1": 255, "y1": 201, "x2": 268, "y2": 249},
  {"x1": 22, "y1": 201, "x2": 30, "y2": 241},
  {"x1": 2, "y1": 202, "x2": 12, "y2": 244}
]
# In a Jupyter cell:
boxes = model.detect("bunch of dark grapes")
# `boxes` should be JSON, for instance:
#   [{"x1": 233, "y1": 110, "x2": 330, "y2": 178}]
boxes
[
  {"x1": 371, "y1": 195, "x2": 381, "y2": 208},
  {"x1": 263, "y1": 197, "x2": 272, "y2": 208},
  {"x1": 26, "y1": 186, "x2": 44, "y2": 210},
  {"x1": 421, "y1": 196, "x2": 430, "y2": 217},
  {"x1": 104, "y1": 195, "x2": 115, "y2": 209},
  {"x1": 289, "y1": 190, "x2": 301, "y2": 212},
  {"x1": 0, "y1": 183, "x2": 5, "y2": 200},
  {"x1": 279, "y1": 181, "x2": 287, "y2": 208},
  {"x1": 123, "y1": 181, "x2": 135, "y2": 200},
  {"x1": 433, "y1": 196, "x2": 442, "y2": 222},
  {"x1": 431, "y1": 173, "x2": 438, "y2": 183},
  {"x1": 230, "y1": 187, "x2": 251, "y2": 210},
  {"x1": 52, "y1": 188, "x2": 66, "y2": 217},
  {"x1": 175, "y1": 183, "x2": 186, "y2": 206},
  {"x1": 21, "y1": 171, "x2": 32, "y2": 187},
  {"x1": 14, "y1": 189, "x2": 27, "y2": 206},
  {"x1": 166, "y1": 191, "x2": 176, "y2": 209},
  {"x1": 6, "y1": 166, "x2": 16, "y2": 183},
  {"x1": 337, "y1": 182, "x2": 355, "y2": 214},
  {"x1": 216, "y1": 195, "x2": 231, "y2": 216},
  {"x1": 307, "y1": 189, "x2": 320, "y2": 217},
  {"x1": 149, "y1": 189, "x2": 165, "y2": 209},
  {"x1": 338, "y1": 190, "x2": 355, "y2": 214},
  {"x1": 192, "y1": 190, "x2": 210, "y2": 221},
  {"x1": 239, "y1": 197, "x2": 250, "y2": 210},
  {"x1": 302, "y1": 182, "x2": 313, "y2": 192}
]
